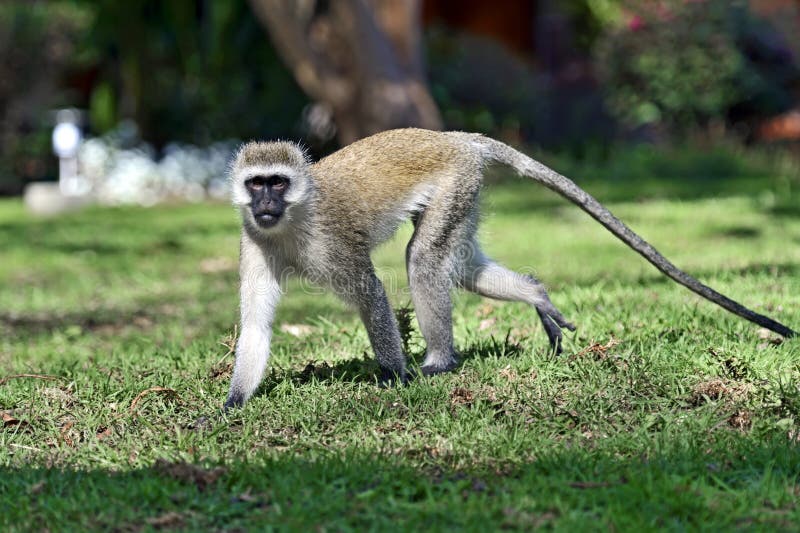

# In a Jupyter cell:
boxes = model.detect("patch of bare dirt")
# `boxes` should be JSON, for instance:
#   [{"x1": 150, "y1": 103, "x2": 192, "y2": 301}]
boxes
[
  {"x1": 0, "y1": 310, "x2": 156, "y2": 336},
  {"x1": 450, "y1": 387, "x2": 475, "y2": 408},
  {"x1": 728, "y1": 410, "x2": 753, "y2": 431},
  {"x1": 690, "y1": 379, "x2": 753, "y2": 406},
  {"x1": 208, "y1": 362, "x2": 233, "y2": 380}
]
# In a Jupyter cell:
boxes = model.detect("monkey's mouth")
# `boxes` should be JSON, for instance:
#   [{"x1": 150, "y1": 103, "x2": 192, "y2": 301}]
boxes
[{"x1": 254, "y1": 212, "x2": 282, "y2": 228}]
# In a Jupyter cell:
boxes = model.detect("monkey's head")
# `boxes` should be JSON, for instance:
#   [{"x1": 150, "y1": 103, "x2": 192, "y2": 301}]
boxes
[{"x1": 231, "y1": 141, "x2": 313, "y2": 232}]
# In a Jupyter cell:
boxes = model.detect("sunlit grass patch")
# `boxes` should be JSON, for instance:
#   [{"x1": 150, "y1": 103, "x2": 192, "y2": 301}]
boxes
[{"x1": 1, "y1": 169, "x2": 799, "y2": 530}]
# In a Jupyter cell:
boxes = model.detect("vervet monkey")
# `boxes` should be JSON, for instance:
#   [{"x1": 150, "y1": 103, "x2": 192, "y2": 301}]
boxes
[{"x1": 225, "y1": 128, "x2": 795, "y2": 408}]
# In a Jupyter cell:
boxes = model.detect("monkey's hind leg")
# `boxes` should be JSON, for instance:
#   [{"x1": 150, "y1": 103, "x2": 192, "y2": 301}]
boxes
[
  {"x1": 460, "y1": 245, "x2": 576, "y2": 354},
  {"x1": 406, "y1": 203, "x2": 481, "y2": 377},
  {"x1": 406, "y1": 243, "x2": 459, "y2": 375}
]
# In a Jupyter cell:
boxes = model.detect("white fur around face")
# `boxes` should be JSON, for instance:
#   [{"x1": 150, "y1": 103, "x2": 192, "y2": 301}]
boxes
[{"x1": 230, "y1": 164, "x2": 313, "y2": 233}]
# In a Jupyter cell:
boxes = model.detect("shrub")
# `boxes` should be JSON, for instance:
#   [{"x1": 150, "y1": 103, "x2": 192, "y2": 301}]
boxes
[
  {"x1": 0, "y1": 2, "x2": 92, "y2": 194},
  {"x1": 595, "y1": 0, "x2": 799, "y2": 133}
]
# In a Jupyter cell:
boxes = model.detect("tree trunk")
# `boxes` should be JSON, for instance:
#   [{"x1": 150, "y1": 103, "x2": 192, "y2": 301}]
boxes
[{"x1": 248, "y1": 0, "x2": 442, "y2": 145}]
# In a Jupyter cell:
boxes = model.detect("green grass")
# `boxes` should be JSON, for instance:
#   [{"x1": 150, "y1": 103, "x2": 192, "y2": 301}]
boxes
[{"x1": 2, "y1": 155, "x2": 800, "y2": 531}]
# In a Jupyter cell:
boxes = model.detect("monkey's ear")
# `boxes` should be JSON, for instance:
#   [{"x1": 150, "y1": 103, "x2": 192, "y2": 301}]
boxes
[{"x1": 293, "y1": 142, "x2": 312, "y2": 165}]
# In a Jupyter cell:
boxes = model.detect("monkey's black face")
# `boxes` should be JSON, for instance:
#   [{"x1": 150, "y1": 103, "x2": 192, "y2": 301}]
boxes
[{"x1": 246, "y1": 175, "x2": 289, "y2": 228}]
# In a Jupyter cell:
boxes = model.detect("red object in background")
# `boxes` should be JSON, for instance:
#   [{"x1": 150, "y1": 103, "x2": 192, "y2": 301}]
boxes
[
  {"x1": 422, "y1": 0, "x2": 536, "y2": 55},
  {"x1": 757, "y1": 109, "x2": 800, "y2": 142}
]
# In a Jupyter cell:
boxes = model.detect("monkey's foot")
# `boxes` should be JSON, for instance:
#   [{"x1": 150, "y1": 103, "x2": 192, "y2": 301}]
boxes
[
  {"x1": 536, "y1": 308, "x2": 576, "y2": 355},
  {"x1": 378, "y1": 368, "x2": 411, "y2": 387},
  {"x1": 223, "y1": 393, "x2": 245, "y2": 411},
  {"x1": 419, "y1": 353, "x2": 460, "y2": 377}
]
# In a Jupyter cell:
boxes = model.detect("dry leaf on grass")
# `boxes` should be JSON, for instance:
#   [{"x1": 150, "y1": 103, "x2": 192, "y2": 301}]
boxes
[
  {"x1": 572, "y1": 337, "x2": 622, "y2": 360},
  {"x1": 0, "y1": 374, "x2": 60, "y2": 386},
  {"x1": 145, "y1": 511, "x2": 186, "y2": 529},
  {"x1": 60, "y1": 420, "x2": 75, "y2": 446},
  {"x1": 2, "y1": 411, "x2": 28, "y2": 429},
  {"x1": 130, "y1": 387, "x2": 178, "y2": 413}
]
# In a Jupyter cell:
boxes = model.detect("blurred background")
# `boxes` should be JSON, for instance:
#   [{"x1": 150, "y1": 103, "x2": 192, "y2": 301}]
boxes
[{"x1": 1, "y1": 0, "x2": 799, "y2": 203}]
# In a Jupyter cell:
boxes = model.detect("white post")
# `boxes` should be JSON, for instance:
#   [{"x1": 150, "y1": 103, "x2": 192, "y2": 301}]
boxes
[{"x1": 52, "y1": 110, "x2": 87, "y2": 197}]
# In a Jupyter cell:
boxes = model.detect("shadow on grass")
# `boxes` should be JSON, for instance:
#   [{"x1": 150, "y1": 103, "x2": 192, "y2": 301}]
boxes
[
  {"x1": 771, "y1": 204, "x2": 800, "y2": 219},
  {"x1": 711, "y1": 225, "x2": 762, "y2": 239},
  {"x1": 252, "y1": 334, "x2": 529, "y2": 399},
  {"x1": 573, "y1": 261, "x2": 800, "y2": 290},
  {"x1": 1, "y1": 436, "x2": 798, "y2": 530},
  {"x1": 0, "y1": 308, "x2": 158, "y2": 337}
]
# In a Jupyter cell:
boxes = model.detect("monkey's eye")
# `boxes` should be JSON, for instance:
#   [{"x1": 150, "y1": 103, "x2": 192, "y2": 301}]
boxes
[
  {"x1": 246, "y1": 175, "x2": 288, "y2": 192},
  {"x1": 246, "y1": 176, "x2": 267, "y2": 190},
  {"x1": 266, "y1": 175, "x2": 288, "y2": 190}
]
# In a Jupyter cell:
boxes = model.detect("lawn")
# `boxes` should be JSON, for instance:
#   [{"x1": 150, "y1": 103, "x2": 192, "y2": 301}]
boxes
[{"x1": 2, "y1": 148, "x2": 800, "y2": 531}]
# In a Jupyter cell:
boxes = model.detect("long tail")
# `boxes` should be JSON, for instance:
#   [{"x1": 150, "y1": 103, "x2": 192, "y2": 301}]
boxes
[{"x1": 473, "y1": 135, "x2": 796, "y2": 338}]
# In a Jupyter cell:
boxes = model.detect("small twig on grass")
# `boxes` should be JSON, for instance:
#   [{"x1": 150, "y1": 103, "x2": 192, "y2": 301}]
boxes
[
  {"x1": 10, "y1": 443, "x2": 42, "y2": 452},
  {"x1": 0, "y1": 374, "x2": 61, "y2": 386},
  {"x1": 216, "y1": 324, "x2": 238, "y2": 366},
  {"x1": 571, "y1": 337, "x2": 622, "y2": 360},
  {"x1": 130, "y1": 386, "x2": 178, "y2": 414},
  {"x1": 60, "y1": 420, "x2": 75, "y2": 447}
]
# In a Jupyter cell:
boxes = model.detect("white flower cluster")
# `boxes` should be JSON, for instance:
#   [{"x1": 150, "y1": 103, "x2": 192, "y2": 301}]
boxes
[{"x1": 78, "y1": 134, "x2": 236, "y2": 205}]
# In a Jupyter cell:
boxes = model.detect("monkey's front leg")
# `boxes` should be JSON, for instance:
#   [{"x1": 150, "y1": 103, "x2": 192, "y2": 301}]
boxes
[
  {"x1": 354, "y1": 273, "x2": 408, "y2": 385},
  {"x1": 225, "y1": 237, "x2": 281, "y2": 409}
]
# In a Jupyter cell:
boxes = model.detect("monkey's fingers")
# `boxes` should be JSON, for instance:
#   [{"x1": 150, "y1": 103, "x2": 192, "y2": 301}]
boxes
[
  {"x1": 536, "y1": 308, "x2": 565, "y2": 355},
  {"x1": 536, "y1": 301, "x2": 576, "y2": 332}
]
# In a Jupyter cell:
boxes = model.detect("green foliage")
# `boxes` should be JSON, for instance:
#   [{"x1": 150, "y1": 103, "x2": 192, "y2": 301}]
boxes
[
  {"x1": 2, "y1": 150, "x2": 799, "y2": 529},
  {"x1": 0, "y1": 2, "x2": 93, "y2": 193},
  {"x1": 0, "y1": 1, "x2": 309, "y2": 193},
  {"x1": 561, "y1": 0, "x2": 627, "y2": 51},
  {"x1": 425, "y1": 28, "x2": 613, "y2": 150},
  {"x1": 81, "y1": 1, "x2": 308, "y2": 146},
  {"x1": 88, "y1": 82, "x2": 115, "y2": 134},
  {"x1": 596, "y1": 0, "x2": 799, "y2": 131}
]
